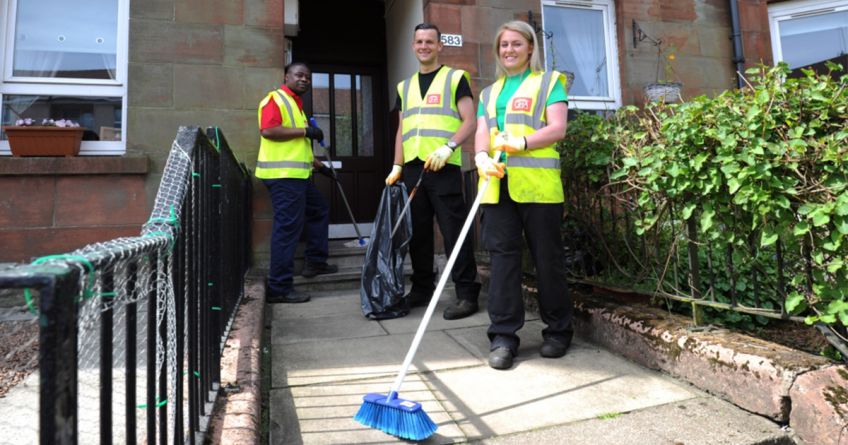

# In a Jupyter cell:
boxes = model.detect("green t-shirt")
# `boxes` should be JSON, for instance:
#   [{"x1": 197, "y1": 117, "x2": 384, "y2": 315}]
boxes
[{"x1": 477, "y1": 69, "x2": 568, "y2": 131}]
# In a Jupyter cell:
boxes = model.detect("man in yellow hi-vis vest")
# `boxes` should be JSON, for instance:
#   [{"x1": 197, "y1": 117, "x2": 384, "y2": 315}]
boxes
[
  {"x1": 384, "y1": 23, "x2": 480, "y2": 320},
  {"x1": 257, "y1": 62, "x2": 338, "y2": 304}
]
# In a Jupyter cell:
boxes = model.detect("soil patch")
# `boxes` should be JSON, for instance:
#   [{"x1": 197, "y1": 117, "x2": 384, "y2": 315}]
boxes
[{"x1": 742, "y1": 320, "x2": 831, "y2": 357}]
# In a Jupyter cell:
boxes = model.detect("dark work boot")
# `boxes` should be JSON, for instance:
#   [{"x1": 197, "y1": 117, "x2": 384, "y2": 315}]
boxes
[
  {"x1": 540, "y1": 337, "x2": 570, "y2": 358},
  {"x1": 301, "y1": 262, "x2": 338, "y2": 278},
  {"x1": 488, "y1": 347, "x2": 514, "y2": 370},
  {"x1": 267, "y1": 290, "x2": 311, "y2": 304},
  {"x1": 443, "y1": 299, "x2": 478, "y2": 320},
  {"x1": 404, "y1": 290, "x2": 432, "y2": 308}
]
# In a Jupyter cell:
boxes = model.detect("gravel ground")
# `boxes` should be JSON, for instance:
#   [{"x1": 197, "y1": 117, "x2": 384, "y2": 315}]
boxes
[
  {"x1": 0, "y1": 288, "x2": 38, "y2": 398},
  {"x1": 0, "y1": 320, "x2": 38, "y2": 398}
]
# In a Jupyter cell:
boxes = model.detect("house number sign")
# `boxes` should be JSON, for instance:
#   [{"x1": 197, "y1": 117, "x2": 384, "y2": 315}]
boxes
[{"x1": 441, "y1": 34, "x2": 463, "y2": 47}]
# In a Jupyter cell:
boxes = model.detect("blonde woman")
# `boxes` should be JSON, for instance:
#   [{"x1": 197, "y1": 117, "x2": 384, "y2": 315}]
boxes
[{"x1": 474, "y1": 20, "x2": 572, "y2": 370}]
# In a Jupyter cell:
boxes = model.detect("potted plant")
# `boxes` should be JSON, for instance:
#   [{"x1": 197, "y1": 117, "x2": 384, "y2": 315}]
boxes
[
  {"x1": 644, "y1": 44, "x2": 683, "y2": 103},
  {"x1": 2, "y1": 118, "x2": 85, "y2": 157}
]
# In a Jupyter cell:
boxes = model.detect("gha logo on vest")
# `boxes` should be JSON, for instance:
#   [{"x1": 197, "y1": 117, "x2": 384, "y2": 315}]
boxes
[
  {"x1": 426, "y1": 94, "x2": 442, "y2": 105},
  {"x1": 511, "y1": 97, "x2": 533, "y2": 112}
]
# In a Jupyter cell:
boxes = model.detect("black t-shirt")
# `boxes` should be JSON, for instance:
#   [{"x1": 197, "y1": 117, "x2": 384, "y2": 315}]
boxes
[{"x1": 395, "y1": 65, "x2": 472, "y2": 111}]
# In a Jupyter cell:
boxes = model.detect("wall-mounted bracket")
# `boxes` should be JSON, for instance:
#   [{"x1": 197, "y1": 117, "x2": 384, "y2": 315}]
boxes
[{"x1": 633, "y1": 19, "x2": 661, "y2": 49}]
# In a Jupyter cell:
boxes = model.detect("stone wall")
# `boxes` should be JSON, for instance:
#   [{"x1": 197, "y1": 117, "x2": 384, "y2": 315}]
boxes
[
  {"x1": 423, "y1": 0, "x2": 772, "y2": 112},
  {"x1": 0, "y1": 157, "x2": 149, "y2": 263},
  {"x1": 128, "y1": 0, "x2": 287, "y2": 264}
]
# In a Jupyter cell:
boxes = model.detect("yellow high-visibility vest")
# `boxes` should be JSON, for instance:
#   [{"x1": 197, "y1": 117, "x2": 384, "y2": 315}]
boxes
[
  {"x1": 255, "y1": 89, "x2": 313, "y2": 179},
  {"x1": 479, "y1": 71, "x2": 565, "y2": 204},
  {"x1": 398, "y1": 67, "x2": 468, "y2": 166}
]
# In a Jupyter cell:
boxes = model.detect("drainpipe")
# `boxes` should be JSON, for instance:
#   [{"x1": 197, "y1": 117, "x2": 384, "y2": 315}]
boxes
[{"x1": 729, "y1": 0, "x2": 746, "y2": 88}]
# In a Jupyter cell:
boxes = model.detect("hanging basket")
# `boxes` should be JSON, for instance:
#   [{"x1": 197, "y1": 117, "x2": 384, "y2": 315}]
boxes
[
  {"x1": 564, "y1": 71, "x2": 575, "y2": 92},
  {"x1": 3, "y1": 126, "x2": 85, "y2": 157},
  {"x1": 644, "y1": 82, "x2": 683, "y2": 104}
]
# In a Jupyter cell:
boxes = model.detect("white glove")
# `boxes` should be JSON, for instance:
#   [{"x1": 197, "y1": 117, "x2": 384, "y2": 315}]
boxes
[
  {"x1": 424, "y1": 145, "x2": 453, "y2": 171},
  {"x1": 385, "y1": 164, "x2": 402, "y2": 185},
  {"x1": 474, "y1": 152, "x2": 505, "y2": 179},
  {"x1": 493, "y1": 130, "x2": 526, "y2": 153}
]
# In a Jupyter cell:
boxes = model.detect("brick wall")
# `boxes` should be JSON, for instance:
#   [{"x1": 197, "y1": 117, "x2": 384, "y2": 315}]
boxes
[
  {"x1": 128, "y1": 0, "x2": 287, "y2": 267},
  {"x1": 424, "y1": 0, "x2": 749, "y2": 110},
  {"x1": 128, "y1": 0, "x2": 285, "y2": 198},
  {"x1": 0, "y1": 157, "x2": 149, "y2": 263},
  {"x1": 739, "y1": 0, "x2": 774, "y2": 68}
]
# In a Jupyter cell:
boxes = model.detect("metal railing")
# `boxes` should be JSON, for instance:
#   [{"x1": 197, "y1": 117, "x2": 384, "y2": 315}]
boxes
[
  {"x1": 562, "y1": 176, "x2": 848, "y2": 359},
  {"x1": 0, "y1": 126, "x2": 251, "y2": 444}
]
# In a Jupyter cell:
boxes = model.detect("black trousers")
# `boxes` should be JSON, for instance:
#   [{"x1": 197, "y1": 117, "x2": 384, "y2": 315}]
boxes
[
  {"x1": 403, "y1": 161, "x2": 480, "y2": 302},
  {"x1": 481, "y1": 176, "x2": 573, "y2": 353}
]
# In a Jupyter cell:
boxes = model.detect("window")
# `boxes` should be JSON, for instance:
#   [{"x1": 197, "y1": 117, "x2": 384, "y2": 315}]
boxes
[
  {"x1": 541, "y1": 0, "x2": 621, "y2": 110},
  {"x1": 0, "y1": 0, "x2": 129, "y2": 155},
  {"x1": 308, "y1": 71, "x2": 376, "y2": 158},
  {"x1": 769, "y1": 0, "x2": 848, "y2": 70}
]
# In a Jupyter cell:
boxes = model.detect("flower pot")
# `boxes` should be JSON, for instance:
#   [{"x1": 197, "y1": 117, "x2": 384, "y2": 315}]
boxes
[
  {"x1": 3, "y1": 126, "x2": 85, "y2": 157},
  {"x1": 644, "y1": 82, "x2": 683, "y2": 103}
]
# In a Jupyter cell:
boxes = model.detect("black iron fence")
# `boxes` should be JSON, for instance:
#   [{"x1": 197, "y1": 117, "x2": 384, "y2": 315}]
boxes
[
  {"x1": 0, "y1": 126, "x2": 251, "y2": 444},
  {"x1": 562, "y1": 176, "x2": 848, "y2": 359}
]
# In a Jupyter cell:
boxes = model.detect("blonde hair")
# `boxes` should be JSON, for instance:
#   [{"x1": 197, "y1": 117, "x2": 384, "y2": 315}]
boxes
[{"x1": 492, "y1": 20, "x2": 543, "y2": 78}]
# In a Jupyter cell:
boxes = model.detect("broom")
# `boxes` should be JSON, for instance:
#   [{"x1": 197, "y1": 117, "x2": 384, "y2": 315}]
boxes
[
  {"x1": 308, "y1": 117, "x2": 368, "y2": 247},
  {"x1": 354, "y1": 151, "x2": 503, "y2": 440}
]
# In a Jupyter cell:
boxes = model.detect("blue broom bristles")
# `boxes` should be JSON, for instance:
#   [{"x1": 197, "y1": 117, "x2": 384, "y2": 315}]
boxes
[{"x1": 353, "y1": 391, "x2": 438, "y2": 441}]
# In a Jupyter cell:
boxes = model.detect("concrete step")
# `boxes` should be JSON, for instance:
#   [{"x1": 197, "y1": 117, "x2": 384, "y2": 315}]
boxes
[
  {"x1": 269, "y1": 241, "x2": 455, "y2": 294},
  {"x1": 293, "y1": 239, "x2": 375, "y2": 270},
  {"x1": 292, "y1": 265, "x2": 411, "y2": 292}
]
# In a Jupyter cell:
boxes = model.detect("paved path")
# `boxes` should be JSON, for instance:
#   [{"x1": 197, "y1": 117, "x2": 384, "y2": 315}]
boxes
[{"x1": 269, "y1": 288, "x2": 793, "y2": 444}]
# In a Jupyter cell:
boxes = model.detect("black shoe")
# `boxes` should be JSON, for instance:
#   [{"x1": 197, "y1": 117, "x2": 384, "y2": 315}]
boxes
[
  {"x1": 443, "y1": 299, "x2": 478, "y2": 320},
  {"x1": 301, "y1": 262, "x2": 338, "y2": 278},
  {"x1": 540, "y1": 338, "x2": 570, "y2": 358},
  {"x1": 267, "y1": 290, "x2": 311, "y2": 304},
  {"x1": 488, "y1": 347, "x2": 514, "y2": 370},
  {"x1": 404, "y1": 291, "x2": 431, "y2": 308}
]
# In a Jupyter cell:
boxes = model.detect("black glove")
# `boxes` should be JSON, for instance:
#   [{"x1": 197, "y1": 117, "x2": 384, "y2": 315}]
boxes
[
  {"x1": 317, "y1": 164, "x2": 337, "y2": 181},
  {"x1": 304, "y1": 126, "x2": 324, "y2": 141}
]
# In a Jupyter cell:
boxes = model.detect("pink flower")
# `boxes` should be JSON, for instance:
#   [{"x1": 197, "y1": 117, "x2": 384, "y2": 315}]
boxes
[{"x1": 13, "y1": 118, "x2": 80, "y2": 127}]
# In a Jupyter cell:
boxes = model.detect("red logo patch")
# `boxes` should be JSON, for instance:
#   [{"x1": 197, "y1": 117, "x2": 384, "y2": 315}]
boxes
[
  {"x1": 426, "y1": 94, "x2": 442, "y2": 105},
  {"x1": 511, "y1": 97, "x2": 533, "y2": 112}
]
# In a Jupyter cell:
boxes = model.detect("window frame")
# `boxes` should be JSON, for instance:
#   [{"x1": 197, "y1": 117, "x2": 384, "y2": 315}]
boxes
[
  {"x1": 768, "y1": 0, "x2": 848, "y2": 68},
  {"x1": 0, "y1": 0, "x2": 129, "y2": 155},
  {"x1": 540, "y1": 0, "x2": 622, "y2": 111}
]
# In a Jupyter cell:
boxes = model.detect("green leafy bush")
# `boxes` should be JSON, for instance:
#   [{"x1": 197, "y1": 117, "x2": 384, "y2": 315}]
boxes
[{"x1": 561, "y1": 63, "x2": 848, "y2": 343}]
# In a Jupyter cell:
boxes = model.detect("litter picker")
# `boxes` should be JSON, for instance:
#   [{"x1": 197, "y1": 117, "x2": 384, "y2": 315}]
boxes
[
  {"x1": 308, "y1": 117, "x2": 367, "y2": 247},
  {"x1": 354, "y1": 152, "x2": 503, "y2": 441},
  {"x1": 389, "y1": 168, "x2": 425, "y2": 239}
]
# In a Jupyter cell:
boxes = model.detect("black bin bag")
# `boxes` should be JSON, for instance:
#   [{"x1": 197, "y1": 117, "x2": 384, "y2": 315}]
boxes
[{"x1": 360, "y1": 184, "x2": 412, "y2": 319}]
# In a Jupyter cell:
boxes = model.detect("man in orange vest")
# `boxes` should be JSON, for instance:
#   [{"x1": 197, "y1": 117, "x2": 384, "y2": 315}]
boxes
[{"x1": 257, "y1": 62, "x2": 338, "y2": 303}]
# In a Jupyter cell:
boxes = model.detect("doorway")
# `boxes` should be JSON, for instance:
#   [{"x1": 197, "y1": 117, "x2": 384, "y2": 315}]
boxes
[
  {"x1": 293, "y1": 0, "x2": 390, "y2": 237},
  {"x1": 303, "y1": 67, "x2": 384, "y2": 229}
]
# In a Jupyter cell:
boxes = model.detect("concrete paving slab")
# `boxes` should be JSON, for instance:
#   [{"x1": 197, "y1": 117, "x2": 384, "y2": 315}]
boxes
[
  {"x1": 443, "y1": 320, "x2": 573, "y2": 365},
  {"x1": 270, "y1": 375, "x2": 466, "y2": 445},
  {"x1": 271, "y1": 304, "x2": 387, "y2": 345},
  {"x1": 268, "y1": 284, "x2": 794, "y2": 445},
  {"x1": 378, "y1": 297, "x2": 490, "y2": 334},
  {"x1": 428, "y1": 326, "x2": 698, "y2": 439},
  {"x1": 271, "y1": 292, "x2": 365, "y2": 321},
  {"x1": 471, "y1": 397, "x2": 794, "y2": 445},
  {"x1": 272, "y1": 330, "x2": 483, "y2": 387},
  {"x1": 379, "y1": 293, "x2": 539, "y2": 335}
]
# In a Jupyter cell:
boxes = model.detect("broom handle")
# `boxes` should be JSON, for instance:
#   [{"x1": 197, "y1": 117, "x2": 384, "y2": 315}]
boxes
[
  {"x1": 308, "y1": 118, "x2": 364, "y2": 242},
  {"x1": 389, "y1": 153, "x2": 500, "y2": 394}
]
